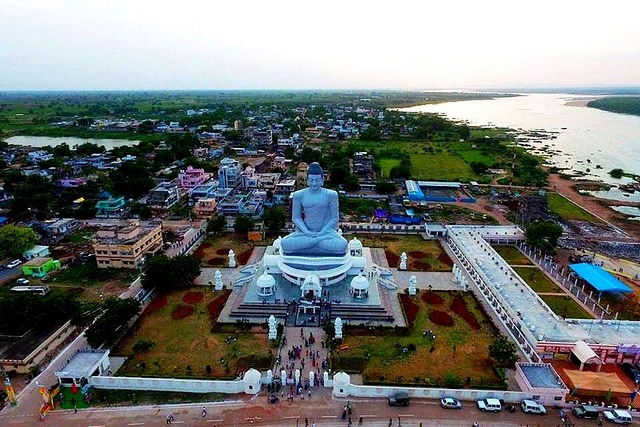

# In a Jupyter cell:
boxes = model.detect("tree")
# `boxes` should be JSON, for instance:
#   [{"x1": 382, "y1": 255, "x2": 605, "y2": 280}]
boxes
[
  {"x1": 207, "y1": 215, "x2": 227, "y2": 235},
  {"x1": 262, "y1": 207, "x2": 286, "y2": 232},
  {"x1": 343, "y1": 174, "x2": 360, "y2": 192},
  {"x1": 0, "y1": 225, "x2": 38, "y2": 258},
  {"x1": 359, "y1": 126, "x2": 381, "y2": 141},
  {"x1": 141, "y1": 254, "x2": 201, "y2": 291},
  {"x1": 525, "y1": 220, "x2": 563, "y2": 253},
  {"x1": 234, "y1": 215, "x2": 255, "y2": 235},
  {"x1": 488, "y1": 335, "x2": 519, "y2": 367},
  {"x1": 375, "y1": 181, "x2": 397, "y2": 194},
  {"x1": 84, "y1": 297, "x2": 141, "y2": 348}
]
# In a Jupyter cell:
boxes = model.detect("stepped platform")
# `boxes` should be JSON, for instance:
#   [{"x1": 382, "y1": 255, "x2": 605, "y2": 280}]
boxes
[
  {"x1": 329, "y1": 303, "x2": 395, "y2": 324},
  {"x1": 229, "y1": 301, "x2": 289, "y2": 320}
]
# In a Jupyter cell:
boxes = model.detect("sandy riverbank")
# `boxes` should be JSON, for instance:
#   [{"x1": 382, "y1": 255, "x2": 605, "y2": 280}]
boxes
[{"x1": 564, "y1": 98, "x2": 600, "y2": 107}]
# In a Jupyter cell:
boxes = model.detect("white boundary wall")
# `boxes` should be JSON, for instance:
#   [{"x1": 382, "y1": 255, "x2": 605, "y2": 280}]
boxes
[{"x1": 89, "y1": 376, "x2": 245, "y2": 394}]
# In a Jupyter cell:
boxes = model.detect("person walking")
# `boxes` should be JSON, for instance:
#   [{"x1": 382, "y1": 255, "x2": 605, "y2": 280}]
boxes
[
  {"x1": 202, "y1": 407, "x2": 207, "y2": 418},
  {"x1": 166, "y1": 412, "x2": 173, "y2": 425}
]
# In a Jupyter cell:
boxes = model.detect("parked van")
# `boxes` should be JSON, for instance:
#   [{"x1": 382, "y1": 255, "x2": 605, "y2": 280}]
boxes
[
  {"x1": 388, "y1": 392, "x2": 410, "y2": 406},
  {"x1": 603, "y1": 409, "x2": 632, "y2": 424},
  {"x1": 572, "y1": 404, "x2": 600, "y2": 420},
  {"x1": 477, "y1": 398, "x2": 502, "y2": 412},
  {"x1": 521, "y1": 399, "x2": 546, "y2": 415}
]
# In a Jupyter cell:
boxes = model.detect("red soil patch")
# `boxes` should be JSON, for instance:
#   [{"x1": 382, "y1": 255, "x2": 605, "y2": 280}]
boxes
[
  {"x1": 207, "y1": 290, "x2": 231, "y2": 321},
  {"x1": 385, "y1": 250, "x2": 400, "y2": 267},
  {"x1": 207, "y1": 257, "x2": 226, "y2": 266},
  {"x1": 421, "y1": 291, "x2": 443, "y2": 305},
  {"x1": 201, "y1": 243, "x2": 212, "y2": 249},
  {"x1": 399, "y1": 294, "x2": 419, "y2": 328},
  {"x1": 171, "y1": 304, "x2": 194, "y2": 320},
  {"x1": 143, "y1": 294, "x2": 167, "y2": 315},
  {"x1": 451, "y1": 295, "x2": 481, "y2": 329},
  {"x1": 182, "y1": 291, "x2": 204, "y2": 305},
  {"x1": 408, "y1": 251, "x2": 426, "y2": 259},
  {"x1": 237, "y1": 249, "x2": 253, "y2": 265},
  {"x1": 437, "y1": 253, "x2": 454, "y2": 267},
  {"x1": 216, "y1": 247, "x2": 230, "y2": 256},
  {"x1": 429, "y1": 310, "x2": 454, "y2": 327},
  {"x1": 410, "y1": 260, "x2": 432, "y2": 271}
]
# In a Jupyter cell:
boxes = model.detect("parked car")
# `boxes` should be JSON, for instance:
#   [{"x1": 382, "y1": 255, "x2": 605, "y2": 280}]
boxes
[
  {"x1": 7, "y1": 259, "x2": 22, "y2": 269},
  {"x1": 476, "y1": 398, "x2": 502, "y2": 412},
  {"x1": 520, "y1": 399, "x2": 546, "y2": 415},
  {"x1": 16, "y1": 278, "x2": 30, "y2": 285},
  {"x1": 572, "y1": 404, "x2": 600, "y2": 420},
  {"x1": 388, "y1": 392, "x2": 410, "y2": 406},
  {"x1": 621, "y1": 363, "x2": 640, "y2": 384},
  {"x1": 603, "y1": 409, "x2": 632, "y2": 424},
  {"x1": 440, "y1": 397, "x2": 462, "y2": 409}
]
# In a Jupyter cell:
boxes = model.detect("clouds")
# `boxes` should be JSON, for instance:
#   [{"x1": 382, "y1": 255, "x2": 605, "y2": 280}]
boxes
[{"x1": 1, "y1": 0, "x2": 639, "y2": 90}]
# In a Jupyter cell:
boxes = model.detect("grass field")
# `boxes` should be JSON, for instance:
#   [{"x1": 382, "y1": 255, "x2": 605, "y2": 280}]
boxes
[
  {"x1": 409, "y1": 153, "x2": 475, "y2": 181},
  {"x1": 334, "y1": 291, "x2": 502, "y2": 388},
  {"x1": 116, "y1": 288, "x2": 272, "y2": 379},
  {"x1": 353, "y1": 234, "x2": 452, "y2": 271},
  {"x1": 194, "y1": 235, "x2": 258, "y2": 266},
  {"x1": 492, "y1": 246, "x2": 533, "y2": 265},
  {"x1": 513, "y1": 267, "x2": 561, "y2": 293},
  {"x1": 539, "y1": 295, "x2": 592, "y2": 319},
  {"x1": 379, "y1": 159, "x2": 401, "y2": 179},
  {"x1": 546, "y1": 193, "x2": 602, "y2": 223}
]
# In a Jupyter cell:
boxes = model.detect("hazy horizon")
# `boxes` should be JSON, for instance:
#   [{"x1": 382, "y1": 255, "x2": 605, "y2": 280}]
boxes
[{"x1": 2, "y1": 0, "x2": 639, "y2": 91}]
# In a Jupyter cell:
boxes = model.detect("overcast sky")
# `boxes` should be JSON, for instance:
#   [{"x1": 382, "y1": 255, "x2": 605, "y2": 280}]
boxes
[{"x1": 1, "y1": 0, "x2": 639, "y2": 91}]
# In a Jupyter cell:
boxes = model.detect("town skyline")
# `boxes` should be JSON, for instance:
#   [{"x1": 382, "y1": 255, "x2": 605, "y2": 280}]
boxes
[{"x1": 1, "y1": 0, "x2": 639, "y2": 91}]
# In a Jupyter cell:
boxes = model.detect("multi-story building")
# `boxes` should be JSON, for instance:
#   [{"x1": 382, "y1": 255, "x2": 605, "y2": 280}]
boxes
[
  {"x1": 144, "y1": 182, "x2": 180, "y2": 210},
  {"x1": 41, "y1": 218, "x2": 80, "y2": 237},
  {"x1": 193, "y1": 198, "x2": 218, "y2": 219},
  {"x1": 218, "y1": 158, "x2": 242, "y2": 189},
  {"x1": 353, "y1": 151, "x2": 375, "y2": 175},
  {"x1": 234, "y1": 119, "x2": 243, "y2": 132},
  {"x1": 178, "y1": 166, "x2": 209, "y2": 188},
  {"x1": 274, "y1": 179, "x2": 296, "y2": 205},
  {"x1": 218, "y1": 196, "x2": 243, "y2": 216},
  {"x1": 95, "y1": 196, "x2": 127, "y2": 218},
  {"x1": 190, "y1": 182, "x2": 218, "y2": 201},
  {"x1": 296, "y1": 162, "x2": 308, "y2": 189},
  {"x1": 92, "y1": 220, "x2": 163, "y2": 269}
]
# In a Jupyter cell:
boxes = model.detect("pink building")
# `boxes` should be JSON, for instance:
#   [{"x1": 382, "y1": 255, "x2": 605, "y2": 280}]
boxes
[{"x1": 179, "y1": 166, "x2": 208, "y2": 188}]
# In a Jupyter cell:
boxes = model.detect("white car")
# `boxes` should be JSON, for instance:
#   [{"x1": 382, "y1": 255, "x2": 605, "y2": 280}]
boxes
[
  {"x1": 7, "y1": 259, "x2": 22, "y2": 269},
  {"x1": 521, "y1": 399, "x2": 546, "y2": 415},
  {"x1": 603, "y1": 409, "x2": 632, "y2": 425},
  {"x1": 16, "y1": 278, "x2": 30, "y2": 285},
  {"x1": 477, "y1": 398, "x2": 502, "y2": 412},
  {"x1": 440, "y1": 397, "x2": 462, "y2": 409}
]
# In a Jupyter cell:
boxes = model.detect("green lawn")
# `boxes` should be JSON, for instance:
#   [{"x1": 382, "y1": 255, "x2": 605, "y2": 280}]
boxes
[
  {"x1": 492, "y1": 246, "x2": 533, "y2": 265},
  {"x1": 410, "y1": 153, "x2": 475, "y2": 181},
  {"x1": 513, "y1": 267, "x2": 560, "y2": 293},
  {"x1": 116, "y1": 288, "x2": 272, "y2": 379},
  {"x1": 379, "y1": 158, "x2": 401, "y2": 179},
  {"x1": 546, "y1": 193, "x2": 602, "y2": 223},
  {"x1": 539, "y1": 295, "x2": 593, "y2": 319},
  {"x1": 354, "y1": 234, "x2": 452, "y2": 271},
  {"x1": 334, "y1": 291, "x2": 502, "y2": 388}
]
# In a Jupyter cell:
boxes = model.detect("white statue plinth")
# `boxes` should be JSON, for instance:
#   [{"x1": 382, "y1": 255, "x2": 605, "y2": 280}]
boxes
[
  {"x1": 335, "y1": 317, "x2": 343, "y2": 340},
  {"x1": 214, "y1": 269, "x2": 223, "y2": 291},
  {"x1": 228, "y1": 249, "x2": 236, "y2": 268},
  {"x1": 268, "y1": 315, "x2": 277, "y2": 340},
  {"x1": 399, "y1": 252, "x2": 407, "y2": 270},
  {"x1": 409, "y1": 275, "x2": 417, "y2": 296}
]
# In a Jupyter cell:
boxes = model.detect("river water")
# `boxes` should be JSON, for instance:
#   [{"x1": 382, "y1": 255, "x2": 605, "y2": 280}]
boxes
[
  {"x1": 400, "y1": 93, "x2": 640, "y2": 184},
  {"x1": 5, "y1": 135, "x2": 139, "y2": 151}
]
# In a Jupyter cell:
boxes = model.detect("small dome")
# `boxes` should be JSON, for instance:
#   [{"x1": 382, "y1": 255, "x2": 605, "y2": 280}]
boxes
[
  {"x1": 243, "y1": 368, "x2": 261, "y2": 383},
  {"x1": 257, "y1": 271, "x2": 276, "y2": 288},
  {"x1": 348, "y1": 237, "x2": 363, "y2": 250},
  {"x1": 350, "y1": 274, "x2": 369, "y2": 290},
  {"x1": 273, "y1": 236, "x2": 282, "y2": 249},
  {"x1": 333, "y1": 371, "x2": 350, "y2": 385}
]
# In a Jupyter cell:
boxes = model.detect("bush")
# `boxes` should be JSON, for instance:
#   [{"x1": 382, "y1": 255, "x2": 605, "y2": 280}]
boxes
[
  {"x1": 443, "y1": 372, "x2": 463, "y2": 389},
  {"x1": 133, "y1": 339, "x2": 156, "y2": 353}
]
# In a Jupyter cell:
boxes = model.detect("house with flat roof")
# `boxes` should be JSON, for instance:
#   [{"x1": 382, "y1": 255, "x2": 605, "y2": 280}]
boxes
[
  {"x1": 143, "y1": 182, "x2": 180, "y2": 210},
  {"x1": 22, "y1": 257, "x2": 61, "y2": 278},
  {"x1": 22, "y1": 245, "x2": 51, "y2": 260},
  {"x1": 55, "y1": 349, "x2": 110, "y2": 385},
  {"x1": 96, "y1": 196, "x2": 127, "y2": 218},
  {"x1": 193, "y1": 198, "x2": 218, "y2": 219},
  {"x1": 179, "y1": 166, "x2": 209, "y2": 188},
  {"x1": 41, "y1": 218, "x2": 80, "y2": 237},
  {"x1": 92, "y1": 220, "x2": 163, "y2": 269}
]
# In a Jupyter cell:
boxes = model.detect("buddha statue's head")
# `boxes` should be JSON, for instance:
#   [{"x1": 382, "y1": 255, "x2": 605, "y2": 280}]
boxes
[{"x1": 307, "y1": 162, "x2": 324, "y2": 191}]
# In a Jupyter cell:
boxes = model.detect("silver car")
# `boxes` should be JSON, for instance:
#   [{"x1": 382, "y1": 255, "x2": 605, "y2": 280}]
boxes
[{"x1": 440, "y1": 397, "x2": 462, "y2": 409}]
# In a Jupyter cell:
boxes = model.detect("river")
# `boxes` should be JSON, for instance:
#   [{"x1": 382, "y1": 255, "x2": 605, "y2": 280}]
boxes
[
  {"x1": 5, "y1": 136, "x2": 139, "y2": 151},
  {"x1": 399, "y1": 93, "x2": 640, "y2": 184}
]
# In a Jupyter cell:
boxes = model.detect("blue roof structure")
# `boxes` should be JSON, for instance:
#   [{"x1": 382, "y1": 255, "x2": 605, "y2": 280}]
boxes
[{"x1": 569, "y1": 263, "x2": 632, "y2": 293}]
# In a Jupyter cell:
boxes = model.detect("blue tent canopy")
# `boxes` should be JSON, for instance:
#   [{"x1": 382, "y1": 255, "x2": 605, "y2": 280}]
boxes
[{"x1": 569, "y1": 263, "x2": 633, "y2": 293}]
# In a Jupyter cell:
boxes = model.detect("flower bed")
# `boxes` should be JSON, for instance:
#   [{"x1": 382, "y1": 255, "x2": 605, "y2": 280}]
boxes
[
  {"x1": 410, "y1": 260, "x2": 432, "y2": 271},
  {"x1": 206, "y1": 257, "x2": 226, "y2": 266},
  {"x1": 437, "y1": 253, "x2": 453, "y2": 267},
  {"x1": 399, "y1": 294, "x2": 419, "y2": 328},
  {"x1": 216, "y1": 247, "x2": 230, "y2": 256},
  {"x1": 429, "y1": 310, "x2": 454, "y2": 327},
  {"x1": 207, "y1": 290, "x2": 231, "y2": 321},
  {"x1": 451, "y1": 295, "x2": 481, "y2": 329},
  {"x1": 408, "y1": 250, "x2": 427, "y2": 259},
  {"x1": 421, "y1": 291, "x2": 443, "y2": 305},
  {"x1": 171, "y1": 304, "x2": 194, "y2": 320},
  {"x1": 385, "y1": 250, "x2": 400, "y2": 267},
  {"x1": 143, "y1": 294, "x2": 167, "y2": 316},
  {"x1": 237, "y1": 249, "x2": 253, "y2": 265},
  {"x1": 182, "y1": 291, "x2": 204, "y2": 305}
]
